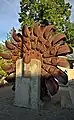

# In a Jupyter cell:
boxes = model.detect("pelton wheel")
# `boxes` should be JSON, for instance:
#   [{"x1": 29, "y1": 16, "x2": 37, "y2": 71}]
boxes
[{"x1": 0, "y1": 22, "x2": 73, "y2": 96}]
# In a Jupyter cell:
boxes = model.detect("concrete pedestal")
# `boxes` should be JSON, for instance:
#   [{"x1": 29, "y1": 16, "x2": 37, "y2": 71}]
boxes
[
  {"x1": 60, "y1": 81, "x2": 74, "y2": 108},
  {"x1": 68, "y1": 80, "x2": 74, "y2": 108},
  {"x1": 60, "y1": 85, "x2": 73, "y2": 108},
  {"x1": 14, "y1": 59, "x2": 42, "y2": 109}
]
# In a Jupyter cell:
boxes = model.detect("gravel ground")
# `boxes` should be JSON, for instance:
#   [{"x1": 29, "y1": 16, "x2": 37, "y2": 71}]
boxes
[{"x1": 0, "y1": 86, "x2": 74, "y2": 120}]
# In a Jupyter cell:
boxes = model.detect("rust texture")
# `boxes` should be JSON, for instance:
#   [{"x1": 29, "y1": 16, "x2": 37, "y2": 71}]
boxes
[{"x1": 0, "y1": 22, "x2": 73, "y2": 96}]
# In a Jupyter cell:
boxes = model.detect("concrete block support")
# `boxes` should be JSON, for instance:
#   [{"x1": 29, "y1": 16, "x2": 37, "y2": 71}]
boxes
[
  {"x1": 60, "y1": 86, "x2": 73, "y2": 108},
  {"x1": 68, "y1": 80, "x2": 74, "y2": 108},
  {"x1": 14, "y1": 59, "x2": 42, "y2": 109}
]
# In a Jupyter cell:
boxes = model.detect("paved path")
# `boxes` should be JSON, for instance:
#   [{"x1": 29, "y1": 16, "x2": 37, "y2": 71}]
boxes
[{"x1": 0, "y1": 86, "x2": 74, "y2": 120}]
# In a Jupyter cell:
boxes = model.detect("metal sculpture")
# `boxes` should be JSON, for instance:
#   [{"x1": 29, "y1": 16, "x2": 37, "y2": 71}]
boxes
[{"x1": 0, "y1": 22, "x2": 73, "y2": 97}]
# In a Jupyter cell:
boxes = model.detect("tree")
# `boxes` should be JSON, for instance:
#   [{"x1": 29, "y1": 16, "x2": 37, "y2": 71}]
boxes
[
  {"x1": 65, "y1": 22, "x2": 74, "y2": 46},
  {"x1": 0, "y1": 44, "x2": 8, "y2": 79},
  {"x1": 0, "y1": 35, "x2": 13, "y2": 80},
  {"x1": 0, "y1": 58, "x2": 8, "y2": 78},
  {"x1": 18, "y1": 0, "x2": 74, "y2": 46},
  {"x1": 19, "y1": 0, "x2": 72, "y2": 28}
]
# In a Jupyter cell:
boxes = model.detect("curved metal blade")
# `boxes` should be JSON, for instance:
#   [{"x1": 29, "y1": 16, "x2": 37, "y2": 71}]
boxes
[{"x1": 45, "y1": 76, "x2": 59, "y2": 96}]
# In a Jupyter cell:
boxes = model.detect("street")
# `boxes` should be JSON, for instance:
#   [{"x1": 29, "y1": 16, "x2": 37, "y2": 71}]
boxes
[{"x1": 0, "y1": 86, "x2": 74, "y2": 120}]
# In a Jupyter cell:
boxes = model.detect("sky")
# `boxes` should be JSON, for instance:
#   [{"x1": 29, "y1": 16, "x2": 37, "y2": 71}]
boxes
[
  {"x1": 65, "y1": 0, "x2": 74, "y2": 21},
  {"x1": 0, "y1": 0, "x2": 20, "y2": 41},
  {"x1": 0, "y1": 0, "x2": 74, "y2": 42}
]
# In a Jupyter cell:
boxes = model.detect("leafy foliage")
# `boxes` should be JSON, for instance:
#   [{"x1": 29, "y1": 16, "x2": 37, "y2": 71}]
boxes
[
  {"x1": 18, "y1": 0, "x2": 74, "y2": 46},
  {"x1": 0, "y1": 57, "x2": 8, "y2": 79},
  {"x1": 0, "y1": 43, "x2": 12, "y2": 80}
]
